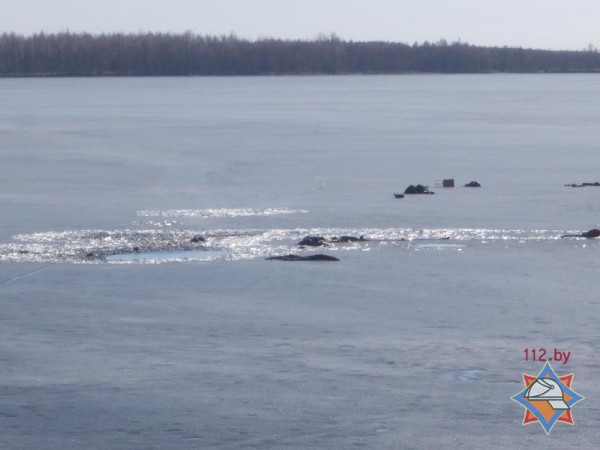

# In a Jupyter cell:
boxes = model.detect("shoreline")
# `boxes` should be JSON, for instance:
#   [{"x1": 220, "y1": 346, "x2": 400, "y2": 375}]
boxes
[{"x1": 2, "y1": 70, "x2": 600, "y2": 78}]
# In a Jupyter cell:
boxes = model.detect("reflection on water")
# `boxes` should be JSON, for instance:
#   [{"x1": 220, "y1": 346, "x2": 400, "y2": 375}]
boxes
[
  {"x1": 136, "y1": 208, "x2": 308, "y2": 218},
  {"x1": 415, "y1": 243, "x2": 466, "y2": 250},
  {"x1": 0, "y1": 223, "x2": 595, "y2": 264}
]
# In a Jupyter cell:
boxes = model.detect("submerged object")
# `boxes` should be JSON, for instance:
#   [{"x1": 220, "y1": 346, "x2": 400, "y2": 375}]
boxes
[
  {"x1": 330, "y1": 235, "x2": 367, "y2": 243},
  {"x1": 298, "y1": 235, "x2": 367, "y2": 246},
  {"x1": 464, "y1": 181, "x2": 482, "y2": 187},
  {"x1": 266, "y1": 254, "x2": 340, "y2": 261},
  {"x1": 581, "y1": 229, "x2": 600, "y2": 238},
  {"x1": 393, "y1": 193, "x2": 405, "y2": 198},
  {"x1": 561, "y1": 228, "x2": 600, "y2": 239},
  {"x1": 404, "y1": 184, "x2": 435, "y2": 195},
  {"x1": 298, "y1": 236, "x2": 328, "y2": 247},
  {"x1": 565, "y1": 182, "x2": 600, "y2": 187}
]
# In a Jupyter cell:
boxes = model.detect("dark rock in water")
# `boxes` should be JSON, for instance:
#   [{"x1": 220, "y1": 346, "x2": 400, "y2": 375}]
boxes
[
  {"x1": 404, "y1": 184, "x2": 435, "y2": 195},
  {"x1": 17, "y1": 250, "x2": 30, "y2": 254},
  {"x1": 331, "y1": 235, "x2": 367, "y2": 243},
  {"x1": 464, "y1": 181, "x2": 482, "y2": 187},
  {"x1": 565, "y1": 182, "x2": 600, "y2": 187},
  {"x1": 133, "y1": 247, "x2": 140, "y2": 252},
  {"x1": 266, "y1": 254, "x2": 340, "y2": 261},
  {"x1": 561, "y1": 228, "x2": 600, "y2": 238},
  {"x1": 190, "y1": 235, "x2": 206, "y2": 243},
  {"x1": 414, "y1": 236, "x2": 451, "y2": 241},
  {"x1": 581, "y1": 228, "x2": 600, "y2": 238},
  {"x1": 298, "y1": 236, "x2": 328, "y2": 247},
  {"x1": 298, "y1": 235, "x2": 367, "y2": 246},
  {"x1": 393, "y1": 193, "x2": 405, "y2": 198}
]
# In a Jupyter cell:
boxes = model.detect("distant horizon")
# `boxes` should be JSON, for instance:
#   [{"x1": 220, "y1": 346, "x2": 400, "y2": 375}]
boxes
[
  {"x1": 1, "y1": 0, "x2": 598, "y2": 52},
  {"x1": 1, "y1": 30, "x2": 598, "y2": 53}
]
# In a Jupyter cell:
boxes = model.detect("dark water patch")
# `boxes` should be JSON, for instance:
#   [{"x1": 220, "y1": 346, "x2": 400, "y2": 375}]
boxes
[
  {"x1": 105, "y1": 249, "x2": 228, "y2": 263},
  {"x1": 453, "y1": 369, "x2": 483, "y2": 381}
]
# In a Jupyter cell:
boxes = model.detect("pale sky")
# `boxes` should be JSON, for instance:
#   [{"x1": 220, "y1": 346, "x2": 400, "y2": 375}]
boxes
[{"x1": 1, "y1": 0, "x2": 598, "y2": 50}]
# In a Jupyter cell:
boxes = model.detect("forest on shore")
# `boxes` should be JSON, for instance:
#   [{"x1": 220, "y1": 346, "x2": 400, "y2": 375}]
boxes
[{"x1": 1, "y1": 32, "x2": 599, "y2": 76}]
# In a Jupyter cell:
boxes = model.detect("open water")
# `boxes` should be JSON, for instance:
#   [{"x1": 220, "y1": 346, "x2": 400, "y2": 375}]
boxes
[{"x1": 1, "y1": 75, "x2": 599, "y2": 448}]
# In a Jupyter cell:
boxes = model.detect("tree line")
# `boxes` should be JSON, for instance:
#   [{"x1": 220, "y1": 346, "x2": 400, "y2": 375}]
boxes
[{"x1": 0, "y1": 32, "x2": 599, "y2": 76}]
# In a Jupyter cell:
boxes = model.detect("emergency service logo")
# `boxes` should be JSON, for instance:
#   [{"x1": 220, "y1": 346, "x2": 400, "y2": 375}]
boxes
[{"x1": 511, "y1": 362, "x2": 584, "y2": 434}]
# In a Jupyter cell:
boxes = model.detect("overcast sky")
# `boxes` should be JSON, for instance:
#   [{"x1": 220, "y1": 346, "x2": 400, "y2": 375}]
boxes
[{"x1": 1, "y1": 0, "x2": 598, "y2": 50}]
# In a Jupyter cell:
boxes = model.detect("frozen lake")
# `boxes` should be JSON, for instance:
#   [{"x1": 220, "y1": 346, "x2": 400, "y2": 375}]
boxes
[{"x1": 1, "y1": 74, "x2": 599, "y2": 448}]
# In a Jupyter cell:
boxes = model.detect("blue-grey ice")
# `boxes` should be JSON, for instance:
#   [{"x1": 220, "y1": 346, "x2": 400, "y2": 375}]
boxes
[{"x1": 1, "y1": 75, "x2": 600, "y2": 449}]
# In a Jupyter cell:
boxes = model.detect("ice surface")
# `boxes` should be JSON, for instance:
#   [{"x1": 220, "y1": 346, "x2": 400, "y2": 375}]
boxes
[{"x1": 1, "y1": 75, "x2": 600, "y2": 449}]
